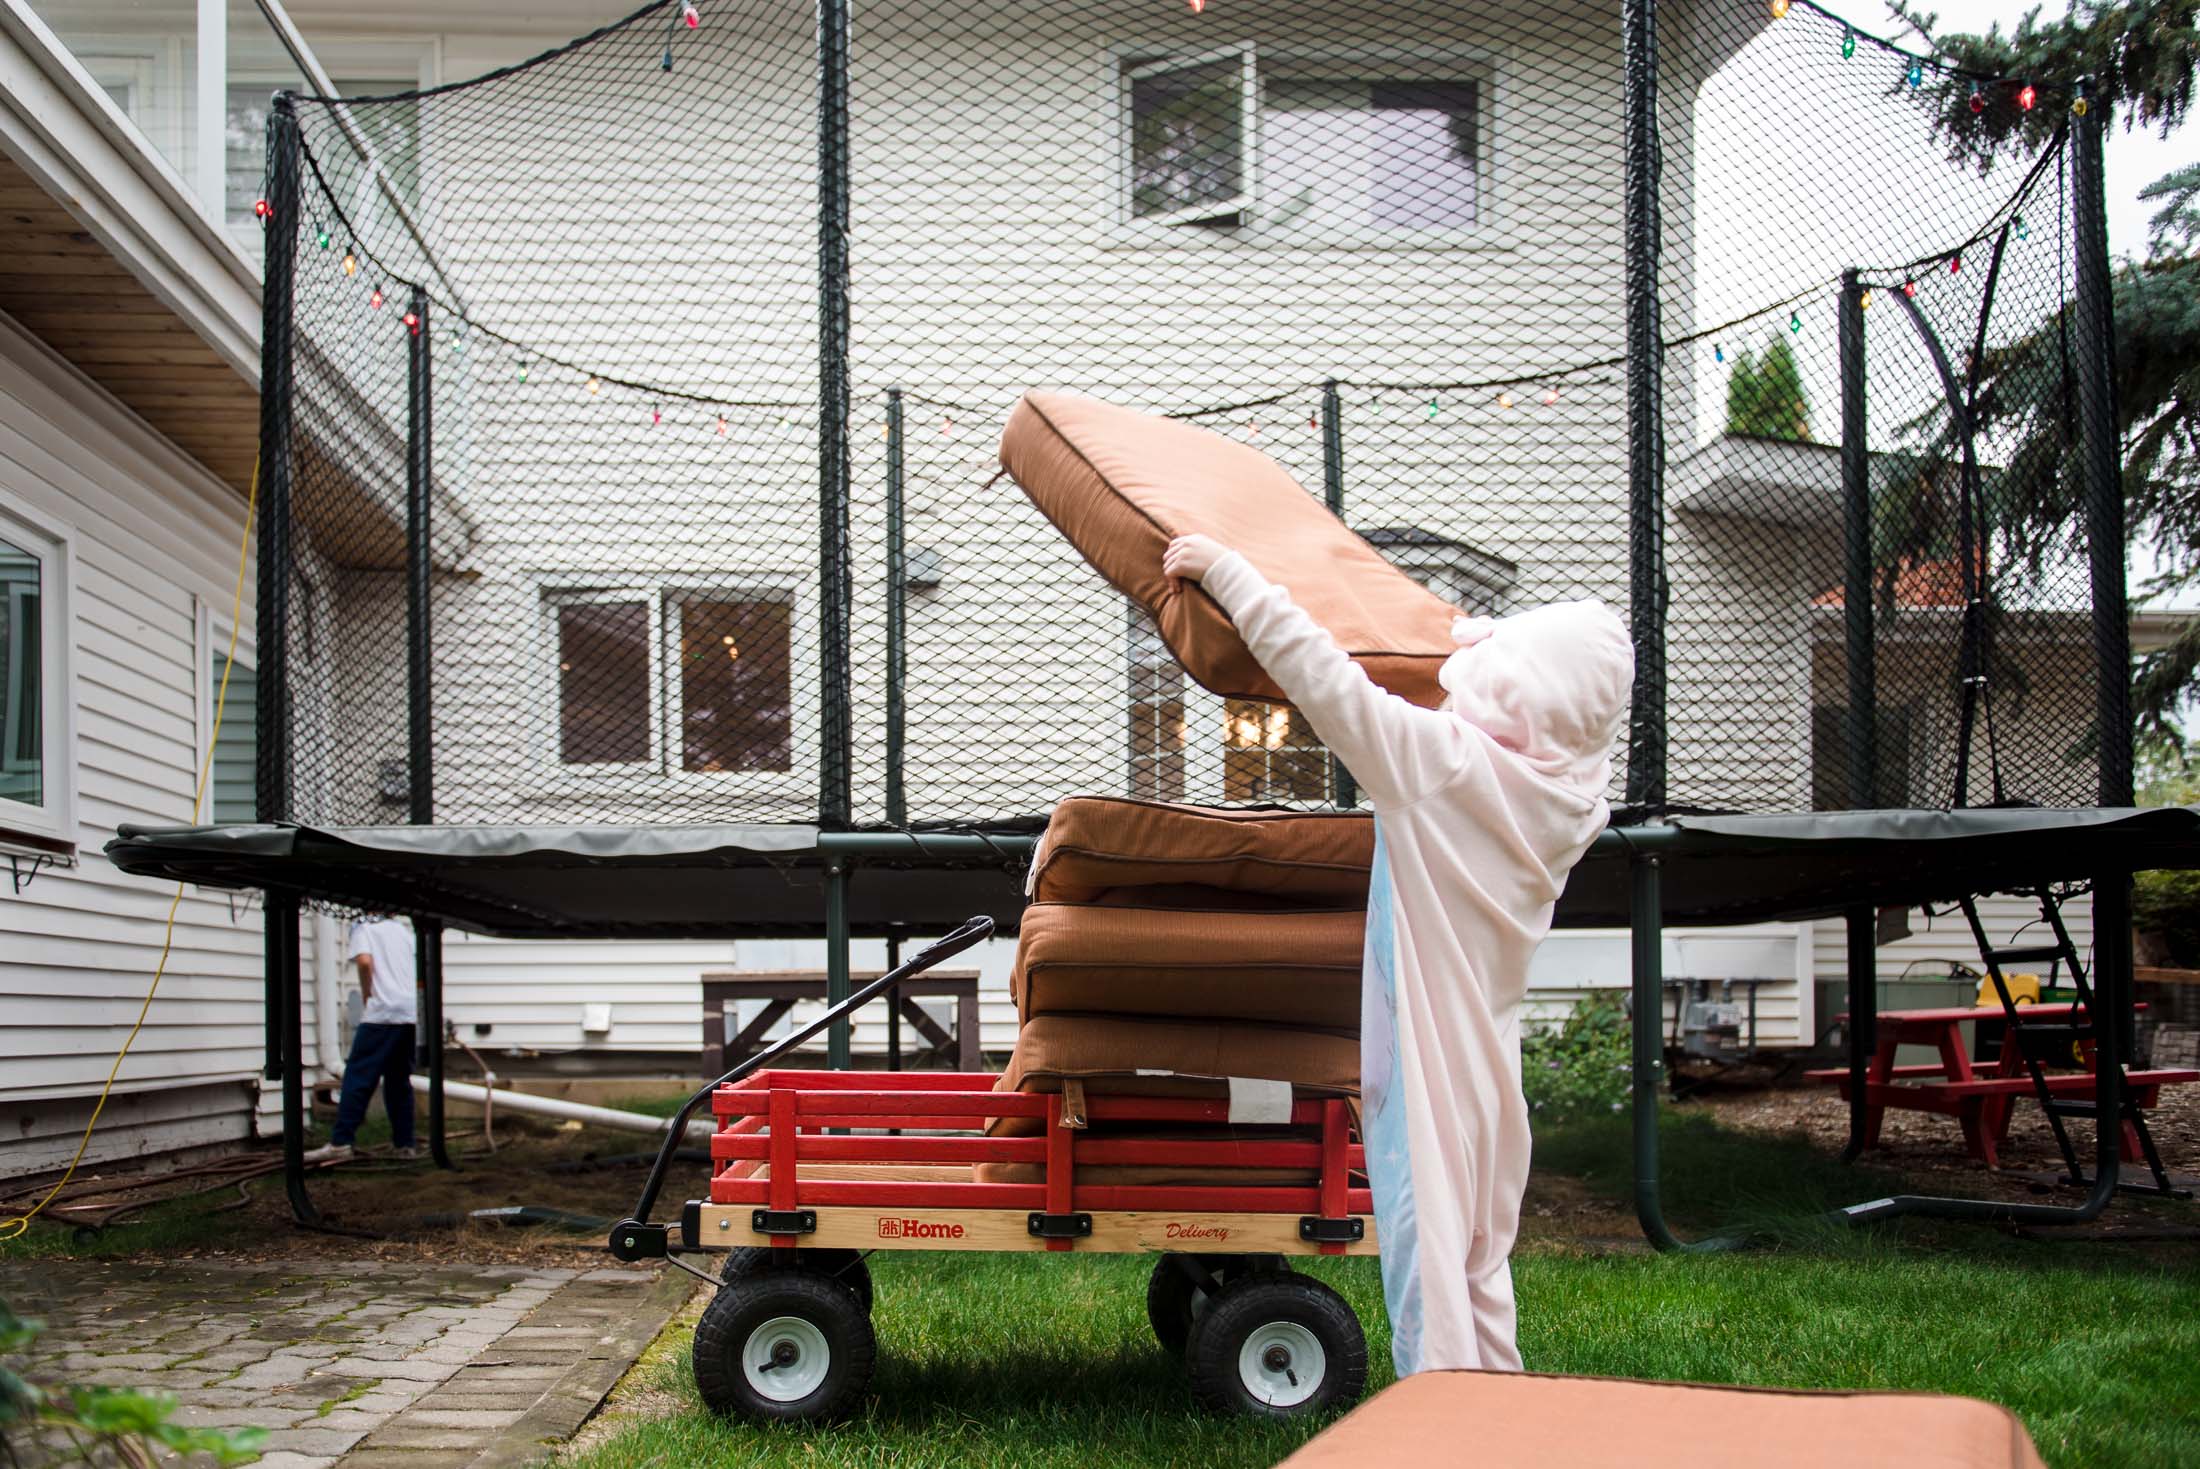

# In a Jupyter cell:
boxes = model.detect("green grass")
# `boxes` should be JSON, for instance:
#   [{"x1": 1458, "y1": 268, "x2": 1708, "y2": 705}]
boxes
[{"x1": 564, "y1": 1110, "x2": 2200, "y2": 1469}]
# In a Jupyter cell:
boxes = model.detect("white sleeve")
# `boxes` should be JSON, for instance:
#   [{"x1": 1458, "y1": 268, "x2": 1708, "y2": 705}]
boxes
[
  {"x1": 1200, "y1": 551, "x2": 1475, "y2": 807},
  {"x1": 346, "y1": 923, "x2": 370, "y2": 962}
]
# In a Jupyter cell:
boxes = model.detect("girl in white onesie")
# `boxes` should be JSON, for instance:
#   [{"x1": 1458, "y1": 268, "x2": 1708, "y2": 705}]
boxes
[{"x1": 1163, "y1": 532, "x2": 1632, "y2": 1376}]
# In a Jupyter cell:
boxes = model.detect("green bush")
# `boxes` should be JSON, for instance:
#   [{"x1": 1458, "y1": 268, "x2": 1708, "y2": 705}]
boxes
[
  {"x1": 0, "y1": 1299, "x2": 264, "y2": 1467},
  {"x1": 2135, "y1": 744, "x2": 2200, "y2": 966},
  {"x1": 1521, "y1": 992, "x2": 1632, "y2": 1126}
]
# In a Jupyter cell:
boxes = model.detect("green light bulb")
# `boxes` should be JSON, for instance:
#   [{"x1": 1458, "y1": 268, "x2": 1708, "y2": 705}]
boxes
[
  {"x1": 316, "y1": 228, "x2": 332, "y2": 250},
  {"x1": 1426, "y1": 396, "x2": 1439, "y2": 420},
  {"x1": 1841, "y1": 28, "x2": 1856, "y2": 59}
]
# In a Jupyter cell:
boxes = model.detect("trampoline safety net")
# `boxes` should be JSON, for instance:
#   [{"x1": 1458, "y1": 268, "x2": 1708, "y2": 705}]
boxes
[{"x1": 257, "y1": 0, "x2": 2126, "y2": 834}]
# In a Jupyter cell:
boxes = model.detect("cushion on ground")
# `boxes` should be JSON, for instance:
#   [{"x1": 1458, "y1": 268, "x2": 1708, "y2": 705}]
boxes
[
  {"x1": 1000, "y1": 1014, "x2": 1360, "y2": 1098},
  {"x1": 999, "y1": 391, "x2": 1458, "y2": 707},
  {"x1": 1275, "y1": 1370, "x2": 2045, "y2": 1469},
  {"x1": 1031, "y1": 795, "x2": 1373, "y2": 907},
  {"x1": 1013, "y1": 901, "x2": 1362, "y2": 1031}
]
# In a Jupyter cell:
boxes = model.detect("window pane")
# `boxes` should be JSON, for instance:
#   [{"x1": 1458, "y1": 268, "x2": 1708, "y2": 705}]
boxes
[
  {"x1": 227, "y1": 79, "x2": 420, "y2": 226},
  {"x1": 1129, "y1": 58, "x2": 1245, "y2": 218},
  {"x1": 1223, "y1": 697, "x2": 1327, "y2": 802},
  {"x1": 1369, "y1": 82, "x2": 1479, "y2": 228},
  {"x1": 558, "y1": 601, "x2": 649, "y2": 764},
  {"x1": 209, "y1": 653, "x2": 257, "y2": 824},
  {"x1": 0, "y1": 538, "x2": 42, "y2": 809},
  {"x1": 677, "y1": 598, "x2": 791, "y2": 773}
]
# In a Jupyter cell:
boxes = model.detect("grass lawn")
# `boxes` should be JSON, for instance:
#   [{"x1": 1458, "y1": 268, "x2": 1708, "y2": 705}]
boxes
[{"x1": 563, "y1": 1112, "x2": 2200, "y2": 1469}]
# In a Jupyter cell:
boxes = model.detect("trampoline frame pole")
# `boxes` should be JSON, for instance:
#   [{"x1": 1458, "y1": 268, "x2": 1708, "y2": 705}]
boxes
[
  {"x1": 405, "y1": 286, "x2": 452, "y2": 1169},
  {"x1": 418, "y1": 918, "x2": 449, "y2": 1168},
  {"x1": 1841, "y1": 905, "x2": 1877, "y2": 1164},
  {"x1": 1628, "y1": 850, "x2": 1681, "y2": 1250},
  {"x1": 1321, "y1": 379, "x2": 1357, "y2": 810},
  {"x1": 272, "y1": 896, "x2": 316, "y2": 1223},
  {"x1": 885, "y1": 388, "x2": 907, "y2": 828},
  {"x1": 826, "y1": 856, "x2": 852, "y2": 1069},
  {"x1": 1837, "y1": 271, "x2": 1877, "y2": 1163},
  {"x1": 816, "y1": 0, "x2": 854, "y2": 830},
  {"x1": 1621, "y1": 0, "x2": 1665, "y2": 816}
]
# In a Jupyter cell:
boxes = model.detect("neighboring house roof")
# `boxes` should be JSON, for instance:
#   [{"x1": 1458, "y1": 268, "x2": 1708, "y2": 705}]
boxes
[{"x1": 1812, "y1": 557, "x2": 1980, "y2": 610}]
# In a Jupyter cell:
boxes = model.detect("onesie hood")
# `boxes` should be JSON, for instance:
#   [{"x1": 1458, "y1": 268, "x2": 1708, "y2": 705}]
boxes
[{"x1": 1437, "y1": 600, "x2": 1633, "y2": 792}]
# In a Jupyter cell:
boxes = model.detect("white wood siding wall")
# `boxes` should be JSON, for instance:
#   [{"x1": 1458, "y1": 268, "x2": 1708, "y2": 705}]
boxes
[{"x1": 0, "y1": 317, "x2": 331, "y2": 1177}]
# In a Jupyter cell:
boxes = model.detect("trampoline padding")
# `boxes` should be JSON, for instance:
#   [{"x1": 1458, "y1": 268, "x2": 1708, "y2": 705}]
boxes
[
  {"x1": 1032, "y1": 795, "x2": 1373, "y2": 907},
  {"x1": 1000, "y1": 390, "x2": 1458, "y2": 707},
  {"x1": 1277, "y1": 1370, "x2": 2045, "y2": 1468},
  {"x1": 1013, "y1": 901, "x2": 1363, "y2": 1031}
]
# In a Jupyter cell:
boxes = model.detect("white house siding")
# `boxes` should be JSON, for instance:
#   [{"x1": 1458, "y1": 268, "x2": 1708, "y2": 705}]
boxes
[
  {"x1": 1811, "y1": 892, "x2": 2099, "y2": 1020},
  {"x1": 0, "y1": 315, "x2": 341, "y2": 1178}
]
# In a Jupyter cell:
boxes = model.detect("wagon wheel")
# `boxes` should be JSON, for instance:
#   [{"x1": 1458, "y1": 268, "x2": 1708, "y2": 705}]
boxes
[
  {"x1": 720, "y1": 1246, "x2": 875, "y2": 1312},
  {"x1": 692, "y1": 1271, "x2": 875, "y2": 1422},
  {"x1": 1184, "y1": 1273, "x2": 1366, "y2": 1420},
  {"x1": 1145, "y1": 1253, "x2": 1289, "y2": 1355}
]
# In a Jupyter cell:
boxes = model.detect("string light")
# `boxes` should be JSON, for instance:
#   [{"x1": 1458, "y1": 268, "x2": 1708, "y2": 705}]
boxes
[
  {"x1": 681, "y1": 0, "x2": 699, "y2": 25},
  {"x1": 1189, "y1": 0, "x2": 1205, "y2": 11},
  {"x1": 1541, "y1": 387, "x2": 1562, "y2": 407},
  {"x1": 2014, "y1": 214, "x2": 2029, "y2": 240},
  {"x1": 1714, "y1": 344, "x2": 1725, "y2": 363},
  {"x1": 1902, "y1": 278, "x2": 1918, "y2": 298},
  {"x1": 341, "y1": 250, "x2": 358, "y2": 277},
  {"x1": 587, "y1": 375, "x2": 601, "y2": 396},
  {"x1": 2071, "y1": 82, "x2": 2089, "y2": 117},
  {"x1": 1949, "y1": 252, "x2": 1962, "y2": 273},
  {"x1": 253, "y1": 198, "x2": 271, "y2": 220},
  {"x1": 401, "y1": 309, "x2": 420, "y2": 335},
  {"x1": 1968, "y1": 80, "x2": 1985, "y2": 113},
  {"x1": 1496, "y1": 391, "x2": 1514, "y2": 411},
  {"x1": 2017, "y1": 81, "x2": 2037, "y2": 111},
  {"x1": 716, "y1": 415, "x2": 728, "y2": 436},
  {"x1": 369, "y1": 286, "x2": 385, "y2": 310},
  {"x1": 1906, "y1": 58, "x2": 1924, "y2": 89},
  {"x1": 1425, "y1": 396, "x2": 1439, "y2": 420},
  {"x1": 942, "y1": 415, "x2": 955, "y2": 437},
  {"x1": 1308, "y1": 411, "x2": 1319, "y2": 431},
  {"x1": 315, "y1": 227, "x2": 332, "y2": 250},
  {"x1": 652, "y1": 405, "x2": 663, "y2": 426},
  {"x1": 1768, "y1": 0, "x2": 1788, "y2": 17},
  {"x1": 1840, "y1": 27, "x2": 1856, "y2": 59},
  {"x1": 517, "y1": 358, "x2": 530, "y2": 383},
  {"x1": 1859, "y1": 289, "x2": 1873, "y2": 311},
  {"x1": 1789, "y1": 310, "x2": 1801, "y2": 334}
]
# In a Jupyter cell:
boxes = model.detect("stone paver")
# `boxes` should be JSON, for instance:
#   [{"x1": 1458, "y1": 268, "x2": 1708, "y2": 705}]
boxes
[{"x1": 1, "y1": 1258, "x2": 691, "y2": 1468}]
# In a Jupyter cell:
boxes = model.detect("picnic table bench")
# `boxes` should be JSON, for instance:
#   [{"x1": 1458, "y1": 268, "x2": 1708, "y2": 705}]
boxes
[{"x1": 1806, "y1": 1003, "x2": 2198, "y2": 1168}]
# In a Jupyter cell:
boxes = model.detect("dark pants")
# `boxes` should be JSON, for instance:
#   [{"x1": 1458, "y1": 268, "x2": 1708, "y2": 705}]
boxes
[{"x1": 332, "y1": 1022, "x2": 415, "y2": 1148}]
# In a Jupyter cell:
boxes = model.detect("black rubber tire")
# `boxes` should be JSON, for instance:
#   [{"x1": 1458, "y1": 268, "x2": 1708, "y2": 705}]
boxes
[
  {"x1": 1145, "y1": 1254, "x2": 1290, "y2": 1355},
  {"x1": 719, "y1": 1246, "x2": 875, "y2": 1312},
  {"x1": 691, "y1": 1271, "x2": 876, "y2": 1422},
  {"x1": 1184, "y1": 1273, "x2": 1367, "y2": 1421}
]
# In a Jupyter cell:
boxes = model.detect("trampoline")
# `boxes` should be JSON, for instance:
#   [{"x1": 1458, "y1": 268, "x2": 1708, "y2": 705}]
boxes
[{"x1": 101, "y1": 0, "x2": 2194, "y2": 1245}]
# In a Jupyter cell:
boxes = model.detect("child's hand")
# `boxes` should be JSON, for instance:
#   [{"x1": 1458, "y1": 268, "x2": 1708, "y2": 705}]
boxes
[{"x1": 1163, "y1": 534, "x2": 1228, "y2": 583}]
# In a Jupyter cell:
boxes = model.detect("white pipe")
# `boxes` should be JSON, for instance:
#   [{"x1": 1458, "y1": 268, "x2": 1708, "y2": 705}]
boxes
[
  {"x1": 410, "y1": 1077, "x2": 715, "y2": 1142},
  {"x1": 311, "y1": 910, "x2": 344, "y2": 1076}
]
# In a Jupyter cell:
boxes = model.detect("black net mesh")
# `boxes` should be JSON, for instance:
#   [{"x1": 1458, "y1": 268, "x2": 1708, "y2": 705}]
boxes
[{"x1": 259, "y1": 0, "x2": 2113, "y2": 832}]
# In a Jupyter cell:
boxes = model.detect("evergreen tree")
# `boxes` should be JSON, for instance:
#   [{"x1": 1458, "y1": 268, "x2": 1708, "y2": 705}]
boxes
[{"x1": 1724, "y1": 336, "x2": 1812, "y2": 440}]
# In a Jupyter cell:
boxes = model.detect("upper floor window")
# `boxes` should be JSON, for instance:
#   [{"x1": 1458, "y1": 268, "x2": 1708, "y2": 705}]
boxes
[
  {"x1": 225, "y1": 78, "x2": 421, "y2": 233},
  {"x1": 1121, "y1": 48, "x2": 1492, "y2": 244}
]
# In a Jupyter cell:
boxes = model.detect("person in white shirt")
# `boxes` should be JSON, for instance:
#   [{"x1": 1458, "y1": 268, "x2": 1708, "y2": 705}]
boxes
[{"x1": 304, "y1": 914, "x2": 420, "y2": 1163}]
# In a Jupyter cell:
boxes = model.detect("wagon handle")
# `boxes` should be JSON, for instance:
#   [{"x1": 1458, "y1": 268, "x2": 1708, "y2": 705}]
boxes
[{"x1": 608, "y1": 914, "x2": 997, "y2": 1260}]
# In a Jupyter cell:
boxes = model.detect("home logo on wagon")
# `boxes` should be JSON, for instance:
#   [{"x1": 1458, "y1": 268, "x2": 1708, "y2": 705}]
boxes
[{"x1": 879, "y1": 1216, "x2": 966, "y2": 1240}]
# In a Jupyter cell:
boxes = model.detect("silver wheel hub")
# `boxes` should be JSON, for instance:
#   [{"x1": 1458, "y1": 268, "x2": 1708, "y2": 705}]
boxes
[
  {"x1": 743, "y1": 1314, "x2": 831, "y2": 1403},
  {"x1": 1238, "y1": 1320, "x2": 1325, "y2": 1408}
]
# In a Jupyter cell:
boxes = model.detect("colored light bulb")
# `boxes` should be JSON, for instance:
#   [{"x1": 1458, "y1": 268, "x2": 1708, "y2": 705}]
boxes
[
  {"x1": 2014, "y1": 214, "x2": 2029, "y2": 240},
  {"x1": 1902, "y1": 279, "x2": 1918, "y2": 298},
  {"x1": 1769, "y1": 0, "x2": 1788, "y2": 17},
  {"x1": 587, "y1": 376, "x2": 601, "y2": 396},
  {"x1": 652, "y1": 406, "x2": 662, "y2": 426},
  {"x1": 1859, "y1": 289, "x2": 1873, "y2": 311},
  {"x1": 341, "y1": 251, "x2": 358, "y2": 277},
  {"x1": 518, "y1": 360, "x2": 530, "y2": 383},
  {"x1": 943, "y1": 415, "x2": 954, "y2": 436},
  {"x1": 1841, "y1": 28, "x2": 1856, "y2": 59},
  {"x1": 402, "y1": 310, "x2": 419, "y2": 334},
  {"x1": 1542, "y1": 387, "x2": 1561, "y2": 407},
  {"x1": 2018, "y1": 82, "x2": 2037, "y2": 111},
  {"x1": 1950, "y1": 253, "x2": 1962, "y2": 273},
  {"x1": 253, "y1": 198, "x2": 271, "y2": 219},
  {"x1": 1714, "y1": 344, "x2": 1724, "y2": 363},
  {"x1": 1790, "y1": 311, "x2": 1803, "y2": 334},
  {"x1": 1907, "y1": 59, "x2": 1923, "y2": 89},
  {"x1": 1426, "y1": 396, "x2": 1439, "y2": 420},
  {"x1": 1968, "y1": 81, "x2": 1985, "y2": 113},
  {"x1": 2071, "y1": 87, "x2": 2089, "y2": 117},
  {"x1": 316, "y1": 228, "x2": 332, "y2": 250},
  {"x1": 369, "y1": 287, "x2": 385, "y2": 310},
  {"x1": 1308, "y1": 412, "x2": 1319, "y2": 430},
  {"x1": 1497, "y1": 392, "x2": 1514, "y2": 411},
  {"x1": 681, "y1": 0, "x2": 699, "y2": 25},
  {"x1": 716, "y1": 415, "x2": 727, "y2": 436},
  {"x1": 1189, "y1": 0, "x2": 1205, "y2": 11}
]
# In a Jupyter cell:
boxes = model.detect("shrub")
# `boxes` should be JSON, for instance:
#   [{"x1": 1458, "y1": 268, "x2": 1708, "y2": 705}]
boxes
[{"x1": 1521, "y1": 992, "x2": 1633, "y2": 1125}]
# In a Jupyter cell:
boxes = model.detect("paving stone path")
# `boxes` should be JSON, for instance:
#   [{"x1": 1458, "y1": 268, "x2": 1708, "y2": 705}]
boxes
[{"x1": 1, "y1": 1257, "x2": 691, "y2": 1468}]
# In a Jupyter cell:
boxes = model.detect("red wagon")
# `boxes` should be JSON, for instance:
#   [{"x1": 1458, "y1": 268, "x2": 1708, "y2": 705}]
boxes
[{"x1": 610, "y1": 918, "x2": 1379, "y2": 1423}]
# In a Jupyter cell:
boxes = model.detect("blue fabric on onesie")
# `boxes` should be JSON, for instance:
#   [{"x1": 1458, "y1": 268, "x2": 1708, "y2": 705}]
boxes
[{"x1": 1362, "y1": 825, "x2": 1423, "y2": 1377}]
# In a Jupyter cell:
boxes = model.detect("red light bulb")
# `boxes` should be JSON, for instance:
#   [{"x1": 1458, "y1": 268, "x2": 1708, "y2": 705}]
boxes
[
  {"x1": 1949, "y1": 253, "x2": 1962, "y2": 274},
  {"x1": 1902, "y1": 279, "x2": 1918, "y2": 298},
  {"x1": 369, "y1": 287, "x2": 385, "y2": 310},
  {"x1": 2018, "y1": 83, "x2": 2036, "y2": 111},
  {"x1": 716, "y1": 415, "x2": 727, "y2": 436},
  {"x1": 1188, "y1": 0, "x2": 1205, "y2": 11},
  {"x1": 1968, "y1": 82, "x2": 1985, "y2": 113},
  {"x1": 681, "y1": 1, "x2": 699, "y2": 26},
  {"x1": 401, "y1": 310, "x2": 420, "y2": 334},
  {"x1": 652, "y1": 406, "x2": 663, "y2": 426},
  {"x1": 1542, "y1": 387, "x2": 1562, "y2": 407},
  {"x1": 253, "y1": 198, "x2": 271, "y2": 219}
]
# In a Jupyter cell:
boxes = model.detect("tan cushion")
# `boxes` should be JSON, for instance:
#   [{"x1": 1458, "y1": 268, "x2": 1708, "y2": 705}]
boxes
[
  {"x1": 1001, "y1": 1014, "x2": 1360, "y2": 1098},
  {"x1": 1276, "y1": 1371, "x2": 2046, "y2": 1469},
  {"x1": 1014, "y1": 901, "x2": 1362, "y2": 1031},
  {"x1": 999, "y1": 391, "x2": 1458, "y2": 707},
  {"x1": 1032, "y1": 796, "x2": 1374, "y2": 907}
]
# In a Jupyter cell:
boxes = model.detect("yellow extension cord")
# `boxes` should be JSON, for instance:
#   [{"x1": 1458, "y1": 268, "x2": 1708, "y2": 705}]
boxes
[{"x1": 0, "y1": 460, "x2": 260, "y2": 1241}]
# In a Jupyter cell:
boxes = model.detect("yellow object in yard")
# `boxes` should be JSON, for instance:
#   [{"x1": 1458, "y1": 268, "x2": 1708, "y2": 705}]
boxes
[{"x1": 1977, "y1": 972, "x2": 2042, "y2": 1007}]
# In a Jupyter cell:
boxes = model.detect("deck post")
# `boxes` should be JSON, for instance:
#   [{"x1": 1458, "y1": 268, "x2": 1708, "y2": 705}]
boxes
[
  {"x1": 816, "y1": 0, "x2": 854, "y2": 829},
  {"x1": 1320, "y1": 379, "x2": 1357, "y2": 810},
  {"x1": 885, "y1": 389, "x2": 907, "y2": 827},
  {"x1": 1622, "y1": 0, "x2": 1665, "y2": 815}
]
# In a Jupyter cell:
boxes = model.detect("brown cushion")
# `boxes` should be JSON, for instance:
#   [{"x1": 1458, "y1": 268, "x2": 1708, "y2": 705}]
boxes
[
  {"x1": 1014, "y1": 902, "x2": 1362, "y2": 1031},
  {"x1": 999, "y1": 391, "x2": 1458, "y2": 707},
  {"x1": 1032, "y1": 796, "x2": 1374, "y2": 907},
  {"x1": 1001, "y1": 1014, "x2": 1360, "y2": 1097},
  {"x1": 1276, "y1": 1371, "x2": 2046, "y2": 1469}
]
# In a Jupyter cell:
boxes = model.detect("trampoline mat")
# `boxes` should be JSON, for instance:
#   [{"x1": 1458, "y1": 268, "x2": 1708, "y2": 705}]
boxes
[{"x1": 103, "y1": 805, "x2": 2200, "y2": 940}]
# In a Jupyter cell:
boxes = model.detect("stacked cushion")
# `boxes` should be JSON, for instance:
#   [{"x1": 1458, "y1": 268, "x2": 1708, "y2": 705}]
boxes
[
  {"x1": 999, "y1": 390, "x2": 1459, "y2": 709},
  {"x1": 1030, "y1": 794, "x2": 1374, "y2": 907}
]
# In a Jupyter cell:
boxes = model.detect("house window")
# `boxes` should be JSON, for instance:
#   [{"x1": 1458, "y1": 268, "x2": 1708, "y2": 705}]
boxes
[
  {"x1": 225, "y1": 78, "x2": 421, "y2": 229},
  {"x1": 1127, "y1": 607, "x2": 1186, "y2": 801},
  {"x1": 207, "y1": 649, "x2": 257, "y2": 824},
  {"x1": 548, "y1": 587, "x2": 793, "y2": 774},
  {"x1": 0, "y1": 508, "x2": 69, "y2": 844},
  {"x1": 1223, "y1": 698, "x2": 1328, "y2": 802},
  {"x1": 1122, "y1": 51, "x2": 1489, "y2": 240}
]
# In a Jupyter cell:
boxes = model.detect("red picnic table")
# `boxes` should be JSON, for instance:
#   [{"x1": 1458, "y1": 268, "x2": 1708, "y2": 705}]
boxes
[{"x1": 1807, "y1": 1003, "x2": 2197, "y2": 1168}]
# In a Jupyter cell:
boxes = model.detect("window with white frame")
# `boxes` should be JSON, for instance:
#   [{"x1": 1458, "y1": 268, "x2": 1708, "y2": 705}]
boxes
[
  {"x1": 1121, "y1": 49, "x2": 1491, "y2": 241},
  {"x1": 225, "y1": 76, "x2": 421, "y2": 231},
  {"x1": 205, "y1": 638, "x2": 258, "y2": 825},
  {"x1": 0, "y1": 506, "x2": 70, "y2": 843},
  {"x1": 547, "y1": 587, "x2": 793, "y2": 775}
]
